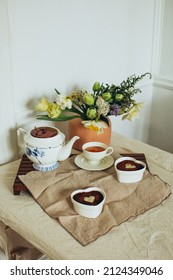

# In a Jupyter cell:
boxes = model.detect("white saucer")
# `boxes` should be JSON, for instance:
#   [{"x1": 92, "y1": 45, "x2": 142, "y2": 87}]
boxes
[{"x1": 74, "y1": 153, "x2": 114, "y2": 171}]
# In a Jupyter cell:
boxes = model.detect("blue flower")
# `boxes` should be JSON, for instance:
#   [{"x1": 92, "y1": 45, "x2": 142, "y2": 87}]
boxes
[{"x1": 110, "y1": 104, "x2": 121, "y2": 116}]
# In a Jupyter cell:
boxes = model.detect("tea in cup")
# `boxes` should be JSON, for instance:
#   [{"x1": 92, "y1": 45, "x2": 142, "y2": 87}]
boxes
[{"x1": 82, "y1": 142, "x2": 113, "y2": 165}]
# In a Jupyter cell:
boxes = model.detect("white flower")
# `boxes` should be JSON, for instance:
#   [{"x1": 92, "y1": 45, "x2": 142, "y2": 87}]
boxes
[
  {"x1": 82, "y1": 120, "x2": 108, "y2": 134},
  {"x1": 56, "y1": 95, "x2": 72, "y2": 110},
  {"x1": 96, "y1": 96, "x2": 110, "y2": 116},
  {"x1": 122, "y1": 102, "x2": 143, "y2": 121}
]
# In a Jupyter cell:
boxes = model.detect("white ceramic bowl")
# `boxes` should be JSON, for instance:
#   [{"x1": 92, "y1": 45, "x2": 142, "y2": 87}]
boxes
[
  {"x1": 115, "y1": 157, "x2": 146, "y2": 183},
  {"x1": 71, "y1": 187, "x2": 106, "y2": 218}
]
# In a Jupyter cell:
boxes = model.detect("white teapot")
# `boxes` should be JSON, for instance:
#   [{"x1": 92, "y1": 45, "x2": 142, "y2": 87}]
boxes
[{"x1": 18, "y1": 126, "x2": 79, "y2": 171}]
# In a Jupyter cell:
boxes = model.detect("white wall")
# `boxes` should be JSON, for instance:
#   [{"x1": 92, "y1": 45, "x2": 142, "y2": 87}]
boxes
[
  {"x1": 0, "y1": 0, "x2": 155, "y2": 165},
  {"x1": 0, "y1": 0, "x2": 18, "y2": 164},
  {"x1": 148, "y1": 0, "x2": 173, "y2": 153},
  {"x1": 159, "y1": 0, "x2": 173, "y2": 78},
  {"x1": 149, "y1": 81, "x2": 173, "y2": 153}
]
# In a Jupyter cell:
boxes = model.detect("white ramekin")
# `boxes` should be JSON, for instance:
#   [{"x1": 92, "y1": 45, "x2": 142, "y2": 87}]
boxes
[
  {"x1": 114, "y1": 157, "x2": 146, "y2": 183},
  {"x1": 71, "y1": 187, "x2": 106, "y2": 218}
]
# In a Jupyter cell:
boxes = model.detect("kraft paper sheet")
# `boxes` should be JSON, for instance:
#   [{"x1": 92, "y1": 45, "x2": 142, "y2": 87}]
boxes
[{"x1": 19, "y1": 155, "x2": 171, "y2": 246}]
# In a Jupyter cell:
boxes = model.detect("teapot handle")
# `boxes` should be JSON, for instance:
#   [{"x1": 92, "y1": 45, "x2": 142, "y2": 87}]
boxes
[
  {"x1": 17, "y1": 127, "x2": 28, "y2": 135},
  {"x1": 17, "y1": 128, "x2": 28, "y2": 149}
]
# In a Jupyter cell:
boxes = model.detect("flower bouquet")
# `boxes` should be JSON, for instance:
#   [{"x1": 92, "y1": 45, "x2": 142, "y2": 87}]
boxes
[{"x1": 36, "y1": 72, "x2": 151, "y2": 134}]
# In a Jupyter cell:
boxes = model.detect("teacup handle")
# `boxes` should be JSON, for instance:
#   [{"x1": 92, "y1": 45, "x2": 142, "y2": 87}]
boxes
[{"x1": 105, "y1": 147, "x2": 113, "y2": 156}]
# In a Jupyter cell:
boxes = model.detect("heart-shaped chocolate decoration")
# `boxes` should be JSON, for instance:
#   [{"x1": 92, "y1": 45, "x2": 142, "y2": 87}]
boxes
[
  {"x1": 125, "y1": 163, "x2": 136, "y2": 169},
  {"x1": 72, "y1": 190, "x2": 104, "y2": 205},
  {"x1": 84, "y1": 196, "x2": 95, "y2": 203}
]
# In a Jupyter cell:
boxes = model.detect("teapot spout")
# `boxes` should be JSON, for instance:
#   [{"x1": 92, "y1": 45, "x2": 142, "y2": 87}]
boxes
[{"x1": 57, "y1": 136, "x2": 80, "y2": 161}]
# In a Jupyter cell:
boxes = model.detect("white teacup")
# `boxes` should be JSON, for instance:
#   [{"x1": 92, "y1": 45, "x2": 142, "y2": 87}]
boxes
[{"x1": 82, "y1": 142, "x2": 113, "y2": 165}]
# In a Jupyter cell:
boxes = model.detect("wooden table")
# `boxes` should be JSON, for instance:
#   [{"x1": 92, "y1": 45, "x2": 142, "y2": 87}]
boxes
[{"x1": 0, "y1": 132, "x2": 173, "y2": 260}]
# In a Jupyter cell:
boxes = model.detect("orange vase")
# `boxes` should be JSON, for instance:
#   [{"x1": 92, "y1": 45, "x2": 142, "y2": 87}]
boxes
[{"x1": 68, "y1": 118, "x2": 112, "y2": 150}]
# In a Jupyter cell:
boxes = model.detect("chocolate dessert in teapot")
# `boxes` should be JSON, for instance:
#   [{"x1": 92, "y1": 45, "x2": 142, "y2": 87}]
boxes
[{"x1": 30, "y1": 126, "x2": 58, "y2": 138}]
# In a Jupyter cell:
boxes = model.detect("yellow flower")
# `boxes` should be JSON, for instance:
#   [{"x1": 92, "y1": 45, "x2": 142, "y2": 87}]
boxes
[
  {"x1": 82, "y1": 120, "x2": 108, "y2": 134},
  {"x1": 122, "y1": 103, "x2": 143, "y2": 121},
  {"x1": 47, "y1": 103, "x2": 62, "y2": 118},
  {"x1": 36, "y1": 97, "x2": 49, "y2": 112}
]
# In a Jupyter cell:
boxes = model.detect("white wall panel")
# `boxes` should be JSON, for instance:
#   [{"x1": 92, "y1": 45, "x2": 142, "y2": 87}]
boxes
[
  {"x1": 0, "y1": 0, "x2": 155, "y2": 164},
  {"x1": 159, "y1": 0, "x2": 173, "y2": 79},
  {"x1": 149, "y1": 81, "x2": 173, "y2": 153},
  {"x1": 0, "y1": 0, "x2": 18, "y2": 165},
  {"x1": 148, "y1": 0, "x2": 173, "y2": 153}
]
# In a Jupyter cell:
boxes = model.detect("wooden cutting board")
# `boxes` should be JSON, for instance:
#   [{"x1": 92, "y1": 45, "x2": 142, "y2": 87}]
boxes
[{"x1": 13, "y1": 155, "x2": 35, "y2": 195}]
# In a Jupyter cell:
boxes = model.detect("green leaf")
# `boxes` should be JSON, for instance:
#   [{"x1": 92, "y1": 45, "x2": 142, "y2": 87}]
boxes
[
  {"x1": 37, "y1": 114, "x2": 80, "y2": 121},
  {"x1": 99, "y1": 116, "x2": 110, "y2": 126},
  {"x1": 54, "y1": 88, "x2": 61, "y2": 95}
]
